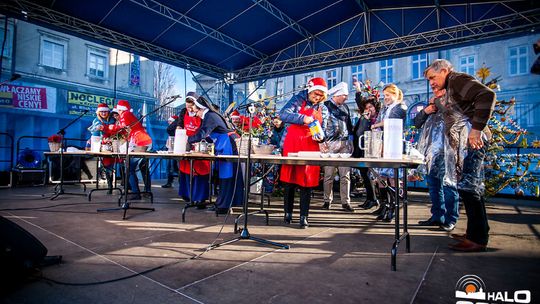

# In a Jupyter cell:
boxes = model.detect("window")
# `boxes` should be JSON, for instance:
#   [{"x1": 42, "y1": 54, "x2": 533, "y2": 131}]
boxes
[
  {"x1": 411, "y1": 54, "x2": 427, "y2": 80},
  {"x1": 509, "y1": 45, "x2": 528, "y2": 76},
  {"x1": 459, "y1": 55, "x2": 475, "y2": 75},
  {"x1": 0, "y1": 18, "x2": 13, "y2": 60},
  {"x1": 351, "y1": 64, "x2": 363, "y2": 85},
  {"x1": 514, "y1": 102, "x2": 539, "y2": 127},
  {"x1": 304, "y1": 74, "x2": 314, "y2": 86},
  {"x1": 380, "y1": 59, "x2": 393, "y2": 84},
  {"x1": 276, "y1": 79, "x2": 284, "y2": 100},
  {"x1": 87, "y1": 46, "x2": 109, "y2": 78},
  {"x1": 39, "y1": 32, "x2": 68, "y2": 70},
  {"x1": 326, "y1": 70, "x2": 337, "y2": 89}
]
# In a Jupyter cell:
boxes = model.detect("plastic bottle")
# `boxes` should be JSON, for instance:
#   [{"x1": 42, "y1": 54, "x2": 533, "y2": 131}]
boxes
[{"x1": 308, "y1": 120, "x2": 324, "y2": 141}]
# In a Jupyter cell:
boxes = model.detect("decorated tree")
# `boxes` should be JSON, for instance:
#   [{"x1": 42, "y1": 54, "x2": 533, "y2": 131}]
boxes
[{"x1": 478, "y1": 66, "x2": 540, "y2": 197}]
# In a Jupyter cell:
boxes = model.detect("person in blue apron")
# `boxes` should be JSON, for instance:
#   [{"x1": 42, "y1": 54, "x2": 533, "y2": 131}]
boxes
[
  {"x1": 88, "y1": 103, "x2": 116, "y2": 194},
  {"x1": 187, "y1": 96, "x2": 244, "y2": 215}
]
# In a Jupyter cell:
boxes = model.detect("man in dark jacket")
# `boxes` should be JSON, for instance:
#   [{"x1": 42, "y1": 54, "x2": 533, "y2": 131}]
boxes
[{"x1": 424, "y1": 59, "x2": 496, "y2": 252}]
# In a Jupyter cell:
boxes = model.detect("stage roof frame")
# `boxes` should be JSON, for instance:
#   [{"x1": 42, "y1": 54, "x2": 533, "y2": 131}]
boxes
[{"x1": 0, "y1": 0, "x2": 538, "y2": 82}]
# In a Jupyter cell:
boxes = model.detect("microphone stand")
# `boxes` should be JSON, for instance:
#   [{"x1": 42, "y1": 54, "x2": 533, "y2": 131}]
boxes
[
  {"x1": 207, "y1": 104, "x2": 289, "y2": 250},
  {"x1": 98, "y1": 95, "x2": 180, "y2": 219},
  {"x1": 50, "y1": 110, "x2": 89, "y2": 200}
]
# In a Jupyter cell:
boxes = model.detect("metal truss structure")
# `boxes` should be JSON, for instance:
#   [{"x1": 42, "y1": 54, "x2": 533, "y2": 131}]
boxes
[
  {"x1": 0, "y1": 0, "x2": 538, "y2": 82},
  {"x1": 236, "y1": 7, "x2": 540, "y2": 82},
  {"x1": 0, "y1": 0, "x2": 228, "y2": 79}
]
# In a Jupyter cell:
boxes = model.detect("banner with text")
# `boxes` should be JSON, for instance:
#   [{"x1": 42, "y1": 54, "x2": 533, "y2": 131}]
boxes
[
  {"x1": 0, "y1": 84, "x2": 48, "y2": 110},
  {"x1": 67, "y1": 91, "x2": 115, "y2": 115}
]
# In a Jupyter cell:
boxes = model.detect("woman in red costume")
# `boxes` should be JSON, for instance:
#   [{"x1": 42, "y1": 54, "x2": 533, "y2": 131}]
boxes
[
  {"x1": 177, "y1": 92, "x2": 211, "y2": 207},
  {"x1": 109, "y1": 99, "x2": 152, "y2": 199},
  {"x1": 279, "y1": 77, "x2": 329, "y2": 228}
]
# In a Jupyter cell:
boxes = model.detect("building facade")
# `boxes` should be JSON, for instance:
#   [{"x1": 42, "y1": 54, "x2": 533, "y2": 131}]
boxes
[
  {"x1": 0, "y1": 17, "x2": 169, "y2": 174},
  {"x1": 264, "y1": 34, "x2": 540, "y2": 136}
]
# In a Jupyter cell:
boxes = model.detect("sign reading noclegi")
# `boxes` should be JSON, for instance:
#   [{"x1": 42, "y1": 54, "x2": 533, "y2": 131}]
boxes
[
  {"x1": 67, "y1": 91, "x2": 114, "y2": 115},
  {"x1": 0, "y1": 84, "x2": 48, "y2": 109}
]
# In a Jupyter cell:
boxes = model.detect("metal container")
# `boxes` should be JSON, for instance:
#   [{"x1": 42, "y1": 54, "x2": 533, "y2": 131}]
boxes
[{"x1": 359, "y1": 130, "x2": 383, "y2": 158}]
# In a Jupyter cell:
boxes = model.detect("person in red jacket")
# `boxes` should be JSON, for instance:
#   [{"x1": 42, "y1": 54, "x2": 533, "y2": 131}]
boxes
[
  {"x1": 177, "y1": 92, "x2": 211, "y2": 207},
  {"x1": 109, "y1": 99, "x2": 153, "y2": 199},
  {"x1": 279, "y1": 77, "x2": 329, "y2": 228}
]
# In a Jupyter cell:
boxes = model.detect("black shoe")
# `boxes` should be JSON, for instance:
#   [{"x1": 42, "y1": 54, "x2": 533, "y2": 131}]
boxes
[
  {"x1": 372, "y1": 203, "x2": 386, "y2": 215},
  {"x1": 418, "y1": 218, "x2": 443, "y2": 226},
  {"x1": 362, "y1": 200, "x2": 379, "y2": 210},
  {"x1": 196, "y1": 202, "x2": 207, "y2": 210},
  {"x1": 299, "y1": 216, "x2": 308, "y2": 229},
  {"x1": 322, "y1": 202, "x2": 331, "y2": 210},
  {"x1": 127, "y1": 193, "x2": 142, "y2": 200},
  {"x1": 161, "y1": 183, "x2": 172, "y2": 188},
  {"x1": 284, "y1": 212, "x2": 292, "y2": 224},
  {"x1": 375, "y1": 204, "x2": 388, "y2": 220},
  {"x1": 358, "y1": 200, "x2": 369, "y2": 208},
  {"x1": 382, "y1": 206, "x2": 395, "y2": 222},
  {"x1": 216, "y1": 208, "x2": 231, "y2": 215},
  {"x1": 440, "y1": 222, "x2": 456, "y2": 232},
  {"x1": 342, "y1": 204, "x2": 355, "y2": 212}
]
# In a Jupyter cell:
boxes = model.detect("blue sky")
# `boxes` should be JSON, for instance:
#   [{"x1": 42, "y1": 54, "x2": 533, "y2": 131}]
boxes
[{"x1": 171, "y1": 66, "x2": 197, "y2": 105}]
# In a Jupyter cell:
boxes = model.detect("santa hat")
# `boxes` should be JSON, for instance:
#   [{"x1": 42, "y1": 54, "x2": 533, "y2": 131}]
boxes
[
  {"x1": 231, "y1": 110, "x2": 240, "y2": 118},
  {"x1": 168, "y1": 115, "x2": 179, "y2": 122},
  {"x1": 111, "y1": 107, "x2": 118, "y2": 114},
  {"x1": 96, "y1": 103, "x2": 110, "y2": 113},
  {"x1": 116, "y1": 99, "x2": 131, "y2": 111},
  {"x1": 328, "y1": 82, "x2": 349, "y2": 97},
  {"x1": 185, "y1": 91, "x2": 199, "y2": 103},
  {"x1": 307, "y1": 77, "x2": 328, "y2": 94}
]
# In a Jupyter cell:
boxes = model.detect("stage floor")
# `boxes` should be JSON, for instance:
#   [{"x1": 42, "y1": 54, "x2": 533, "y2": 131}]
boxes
[{"x1": 1, "y1": 182, "x2": 539, "y2": 304}]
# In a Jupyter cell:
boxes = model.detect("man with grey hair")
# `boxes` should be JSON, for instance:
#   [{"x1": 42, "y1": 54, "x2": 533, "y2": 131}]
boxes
[
  {"x1": 322, "y1": 82, "x2": 355, "y2": 212},
  {"x1": 424, "y1": 59, "x2": 496, "y2": 252}
]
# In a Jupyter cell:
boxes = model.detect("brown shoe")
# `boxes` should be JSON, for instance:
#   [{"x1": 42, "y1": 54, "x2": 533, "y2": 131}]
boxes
[
  {"x1": 451, "y1": 233, "x2": 467, "y2": 241},
  {"x1": 449, "y1": 239, "x2": 487, "y2": 252}
]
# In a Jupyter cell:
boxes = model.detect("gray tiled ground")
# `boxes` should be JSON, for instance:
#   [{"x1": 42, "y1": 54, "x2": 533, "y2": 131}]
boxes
[{"x1": 1, "y1": 183, "x2": 539, "y2": 304}]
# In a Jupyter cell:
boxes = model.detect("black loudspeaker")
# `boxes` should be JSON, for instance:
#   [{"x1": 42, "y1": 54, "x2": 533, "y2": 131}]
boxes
[{"x1": 0, "y1": 215, "x2": 48, "y2": 279}]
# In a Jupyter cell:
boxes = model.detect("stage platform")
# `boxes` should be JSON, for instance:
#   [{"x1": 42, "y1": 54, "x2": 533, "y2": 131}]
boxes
[{"x1": 1, "y1": 182, "x2": 539, "y2": 304}]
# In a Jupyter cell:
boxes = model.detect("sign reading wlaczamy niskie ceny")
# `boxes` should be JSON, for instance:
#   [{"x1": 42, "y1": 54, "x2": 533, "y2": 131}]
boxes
[{"x1": 0, "y1": 84, "x2": 48, "y2": 109}]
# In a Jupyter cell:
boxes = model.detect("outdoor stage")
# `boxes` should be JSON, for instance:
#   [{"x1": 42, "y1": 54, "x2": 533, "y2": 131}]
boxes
[{"x1": 1, "y1": 184, "x2": 539, "y2": 304}]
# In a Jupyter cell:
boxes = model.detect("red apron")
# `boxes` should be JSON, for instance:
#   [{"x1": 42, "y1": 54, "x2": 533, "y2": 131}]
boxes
[
  {"x1": 179, "y1": 114, "x2": 211, "y2": 176},
  {"x1": 280, "y1": 101, "x2": 322, "y2": 187}
]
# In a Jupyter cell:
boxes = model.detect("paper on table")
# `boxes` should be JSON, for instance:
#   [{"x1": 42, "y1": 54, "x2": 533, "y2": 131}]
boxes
[{"x1": 298, "y1": 151, "x2": 321, "y2": 158}]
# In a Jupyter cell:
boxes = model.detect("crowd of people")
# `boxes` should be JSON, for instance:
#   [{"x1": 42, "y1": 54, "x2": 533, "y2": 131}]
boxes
[{"x1": 87, "y1": 58, "x2": 496, "y2": 252}]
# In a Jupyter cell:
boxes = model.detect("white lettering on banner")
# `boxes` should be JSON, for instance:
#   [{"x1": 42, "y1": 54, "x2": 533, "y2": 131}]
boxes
[
  {"x1": 17, "y1": 100, "x2": 42, "y2": 108},
  {"x1": 0, "y1": 84, "x2": 48, "y2": 109}
]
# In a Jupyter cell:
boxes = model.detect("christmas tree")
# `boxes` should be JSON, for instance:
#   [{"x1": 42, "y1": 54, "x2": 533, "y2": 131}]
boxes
[{"x1": 479, "y1": 66, "x2": 540, "y2": 197}]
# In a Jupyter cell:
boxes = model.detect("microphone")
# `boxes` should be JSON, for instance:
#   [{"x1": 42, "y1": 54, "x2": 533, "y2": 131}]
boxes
[
  {"x1": 83, "y1": 109, "x2": 89, "y2": 114},
  {"x1": 165, "y1": 94, "x2": 182, "y2": 100}
]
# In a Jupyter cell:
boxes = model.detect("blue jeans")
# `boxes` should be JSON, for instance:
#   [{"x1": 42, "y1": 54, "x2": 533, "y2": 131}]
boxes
[
  {"x1": 427, "y1": 174, "x2": 459, "y2": 225},
  {"x1": 129, "y1": 158, "x2": 150, "y2": 193}
]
